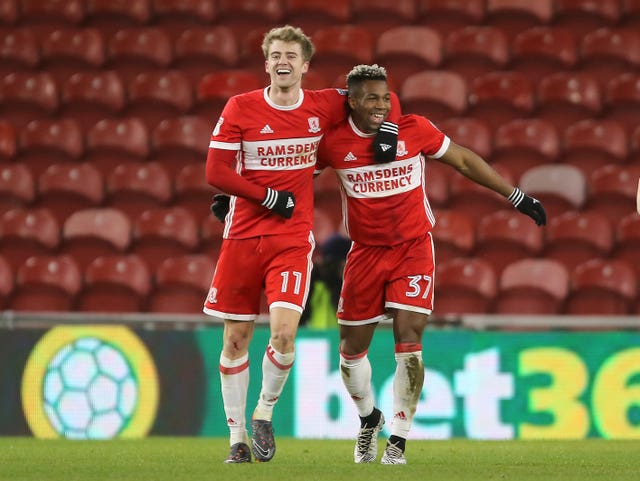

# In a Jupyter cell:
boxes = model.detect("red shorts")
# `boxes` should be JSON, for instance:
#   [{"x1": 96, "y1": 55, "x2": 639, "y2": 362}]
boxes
[
  {"x1": 338, "y1": 233, "x2": 435, "y2": 325},
  {"x1": 203, "y1": 232, "x2": 315, "y2": 320}
]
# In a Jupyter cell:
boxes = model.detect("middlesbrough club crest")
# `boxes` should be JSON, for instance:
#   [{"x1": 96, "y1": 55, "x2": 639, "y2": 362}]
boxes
[
  {"x1": 396, "y1": 140, "x2": 408, "y2": 157},
  {"x1": 307, "y1": 117, "x2": 320, "y2": 133}
]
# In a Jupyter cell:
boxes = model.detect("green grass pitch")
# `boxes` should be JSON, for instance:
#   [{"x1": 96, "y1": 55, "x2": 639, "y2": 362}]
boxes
[{"x1": 1, "y1": 437, "x2": 639, "y2": 481}]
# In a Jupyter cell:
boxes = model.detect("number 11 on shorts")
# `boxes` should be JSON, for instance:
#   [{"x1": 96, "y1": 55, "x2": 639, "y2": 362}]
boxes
[{"x1": 280, "y1": 271, "x2": 302, "y2": 294}]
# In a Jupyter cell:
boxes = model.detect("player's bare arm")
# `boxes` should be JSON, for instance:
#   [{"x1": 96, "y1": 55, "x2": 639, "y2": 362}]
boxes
[{"x1": 438, "y1": 141, "x2": 547, "y2": 226}]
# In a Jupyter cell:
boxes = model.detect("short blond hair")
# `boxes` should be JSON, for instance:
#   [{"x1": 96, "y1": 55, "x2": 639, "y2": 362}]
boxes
[{"x1": 261, "y1": 25, "x2": 315, "y2": 61}]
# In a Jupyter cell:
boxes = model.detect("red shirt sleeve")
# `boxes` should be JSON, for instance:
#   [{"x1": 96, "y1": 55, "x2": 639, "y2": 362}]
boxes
[{"x1": 205, "y1": 148, "x2": 266, "y2": 202}]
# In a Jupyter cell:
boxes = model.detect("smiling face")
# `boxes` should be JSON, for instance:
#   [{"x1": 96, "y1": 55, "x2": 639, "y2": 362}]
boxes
[
  {"x1": 264, "y1": 39, "x2": 309, "y2": 92},
  {"x1": 348, "y1": 79, "x2": 391, "y2": 134}
]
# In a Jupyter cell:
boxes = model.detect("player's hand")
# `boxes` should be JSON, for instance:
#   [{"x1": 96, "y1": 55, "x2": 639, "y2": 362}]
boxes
[
  {"x1": 210, "y1": 194, "x2": 230, "y2": 223},
  {"x1": 508, "y1": 187, "x2": 547, "y2": 226},
  {"x1": 262, "y1": 187, "x2": 295, "y2": 219},
  {"x1": 372, "y1": 121, "x2": 398, "y2": 164}
]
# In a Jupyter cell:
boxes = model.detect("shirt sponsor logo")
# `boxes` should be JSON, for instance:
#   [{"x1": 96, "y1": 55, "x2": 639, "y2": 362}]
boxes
[
  {"x1": 243, "y1": 136, "x2": 323, "y2": 171},
  {"x1": 337, "y1": 157, "x2": 421, "y2": 198}
]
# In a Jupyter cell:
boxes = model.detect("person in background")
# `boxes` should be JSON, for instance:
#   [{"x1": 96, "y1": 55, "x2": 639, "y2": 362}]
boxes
[
  {"x1": 316, "y1": 64, "x2": 546, "y2": 465},
  {"x1": 204, "y1": 27, "x2": 400, "y2": 464},
  {"x1": 301, "y1": 233, "x2": 351, "y2": 329}
]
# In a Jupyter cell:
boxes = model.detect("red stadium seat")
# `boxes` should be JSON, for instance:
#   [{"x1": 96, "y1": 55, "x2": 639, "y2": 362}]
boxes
[
  {"x1": 0, "y1": 29, "x2": 39, "y2": 76},
  {"x1": 85, "y1": 117, "x2": 150, "y2": 176},
  {"x1": 174, "y1": 27, "x2": 239, "y2": 86},
  {"x1": 125, "y1": 71, "x2": 194, "y2": 131},
  {"x1": 132, "y1": 207, "x2": 200, "y2": 268},
  {"x1": 311, "y1": 26, "x2": 375, "y2": 85},
  {"x1": 313, "y1": 207, "x2": 338, "y2": 247},
  {"x1": 623, "y1": 0, "x2": 640, "y2": 29},
  {"x1": 632, "y1": 125, "x2": 640, "y2": 164},
  {"x1": 194, "y1": 70, "x2": 263, "y2": 120},
  {"x1": 475, "y1": 210, "x2": 545, "y2": 276},
  {"x1": 565, "y1": 259, "x2": 637, "y2": 315},
  {"x1": 544, "y1": 211, "x2": 614, "y2": 272},
  {"x1": 492, "y1": 119, "x2": 560, "y2": 182},
  {"x1": 350, "y1": 0, "x2": 418, "y2": 31},
  {"x1": 0, "y1": 208, "x2": 60, "y2": 271},
  {"x1": 400, "y1": 71, "x2": 467, "y2": 125},
  {"x1": 313, "y1": 169, "x2": 343, "y2": 230},
  {"x1": 613, "y1": 213, "x2": 640, "y2": 279},
  {"x1": 438, "y1": 118, "x2": 492, "y2": 160},
  {"x1": 485, "y1": 0, "x2": 554, "y2": 41},
  {"x1": 416, "y1": 0, "x2": 486, "y2": 37},
  {"x1": 519, "y1": 164, "x2": 587, "y2": 219},
  {"x1": 431, "y1": 210, "x2": 475, "y2": 263},
  {"x1": 217, "y1": 0, "x2": 284, "y2": 38},
  {"x1": 302, "y1": 71, "x2": 331, "y2": 90},
  {"x1": 199, "y1": 213, "x2": 225, "y2": 261},
  {"x1": 467, "y1": 71, "x2": 535, "y2": 133},
  {"x1": 425, "y1": 161, "x2": 450, "y2": 208},
  {"x1": 20, "y1": 0, "x2": 85, "y2": 40},
  {"x1": 0, "y1": 0, "x2": 18, "y2": 25},
  {"x1": 60, "y1": 208, "x2": 132, "y2": 270},
  {"x1": 0, "y1": 164, "x2": 35, "y2": 215},
  {"x1": 448, "y1": 164, "x2": 515, "y2": 219},
  {"x1": 604, "y1": 73, "x2": 640, "y2": 135},
  {"x1": 40, "y1": 28, "x2": 106, "y2": 84},
  {"x1": 36, "y1": 163, "x2": 105, "y2": 225},
  {"x1": 148, "y1": 254, "x2": 214, "y2": 314},
  {"x1": 375, "y1": 27, "x2": 442, "y2": 83},
  {"x1": 580, "y1": 28, "x2": 640, "y2": 88},
  {"x1": 107, "y1": 27, "x2": 173, "y2": 83},
  {"x1": 10, "y1": 255, "x2": 82, "y2": 312},
  {"x1": 537, "y1": 72, "x2": 602, "y2": 133},
  {"x1": 18, "y1": 118, "x2": 84, "y2": 178},
  {"x1": 150, "y1": 0, "x2": 217, "y2": 40},
  {"x1": 282, "y1": 0, "x2": 350, "y2": 36},
  {"x1": 586, "y1": 164, "x2": 640, "y2": 225},
  {"x1": 78, "y1": 254, "x2": 151, "y2": 313},
  {"x1": 0, "y1": 255, "x2": 13, "y2": 308},
  {"x1": 151, "y1": 116, "x2": 211, "y2": 176},
  {"x1": 60, "y1": 71, "x2": 125, "y2": 128},
  {"x1": 554, "y1": 0, "x2": 622, "y2": 38},
  {"x1": 0, "y1": 121, "x2": 16, "y2": 160},
  {"x1": 174, "y1": 163, "x2": 219, "y2": 222},
  {"x1": 85, "y1": 0, "x2": 151, "y2": 38},
  {"x1": 106, "y1": 162, "x2": 172, "y2": 221},
  {"x1": 495, "y1": 259, "x2": 569, "y2": 315},
  {"x1": 511, "y1": 27, "x2": 578, "y2": 84},
  {"x1": 443, "y1": 26, "x2": 509, "y2": 83},
  {"x1": 0, "y1": 72, "x2": 58, "y2": 129},
  {"x1": 435, "y1": 258, "x2": 497, "y2": 315},
  {"x1": 561, "y1": 120, "x2": 629, "y2": 177}
]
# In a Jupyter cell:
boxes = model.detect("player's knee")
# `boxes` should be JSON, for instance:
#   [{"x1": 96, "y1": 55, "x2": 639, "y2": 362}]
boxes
[{"x1": 270, "y1": 327, "x2": 296, "y2": 352}]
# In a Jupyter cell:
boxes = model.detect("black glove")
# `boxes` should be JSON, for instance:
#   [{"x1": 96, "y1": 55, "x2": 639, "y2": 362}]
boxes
[
  {"x1": 372, "y1": 121, "x2": 398, "y2": 164},
  {"x1": 508, "y1": 187, "x2": 547, "y2": 226},
  {"x1": 262, "y1": 187, "x2": 295, "y2": 219},
  {"x1": 210, "y1": 194, "x2": 230, "y2": 223}
]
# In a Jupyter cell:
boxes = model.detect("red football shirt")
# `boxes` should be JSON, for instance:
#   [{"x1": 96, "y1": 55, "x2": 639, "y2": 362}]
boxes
[
  {"x1": 317, "y1": 114, "x2": 449, "y2": 246},
  {"x1": 210, "y1": 87, "x2": 349, "y2": 239}
]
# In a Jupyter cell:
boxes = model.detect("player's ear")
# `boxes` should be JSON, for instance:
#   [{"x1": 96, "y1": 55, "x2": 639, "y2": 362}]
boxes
[
  {"x1": 301, "y1": 61, "x2": 309, "y2": 74},
  {"x1": 264, "y1": 60, "x2": 269, "y2": 74}
]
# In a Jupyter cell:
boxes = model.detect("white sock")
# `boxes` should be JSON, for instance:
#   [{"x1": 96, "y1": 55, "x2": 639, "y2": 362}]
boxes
[
  {"x1": 219, "y1": 352, "x2": 250, "y2": 445},
  {"x1": 254, "y1": 343, "x2": 294, "y2": 421},
  {"x1": 340, "y1": 351, "x2": 374, "y2": 417},
  {"x1": 391, "y1": 344, "x2": 424, "y2": 439}
]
